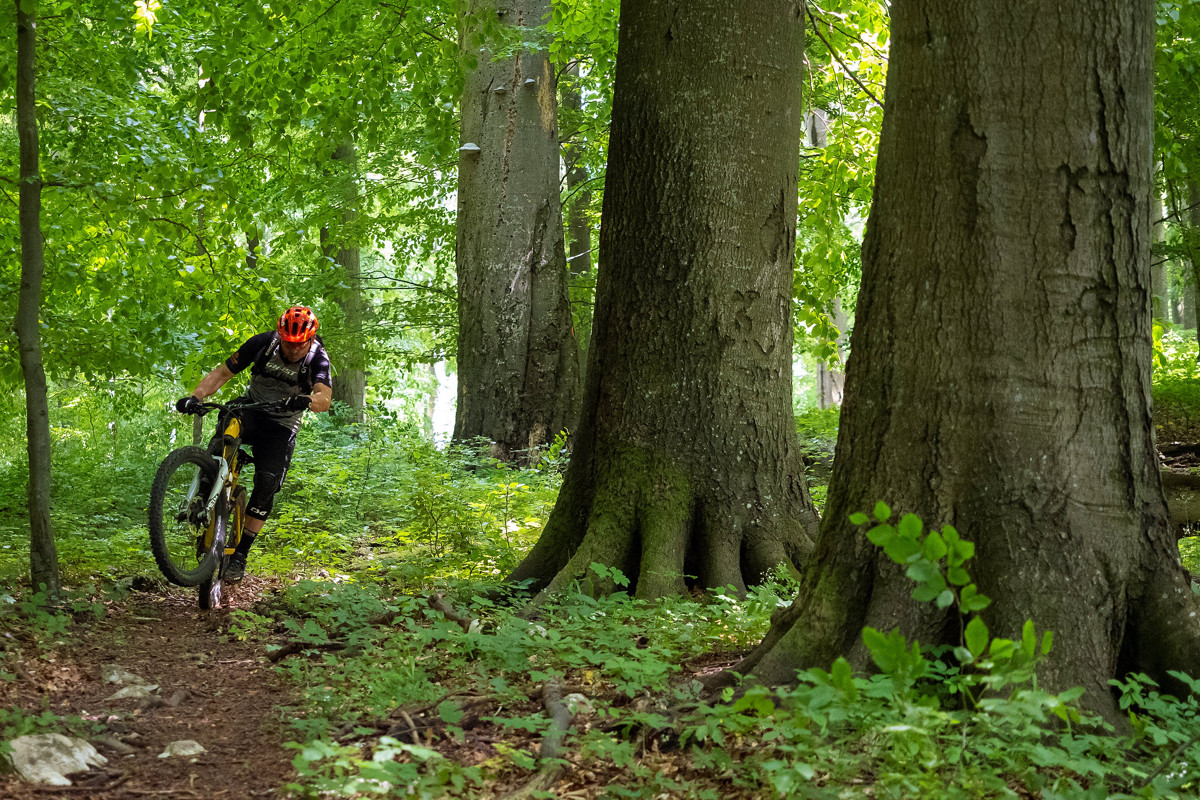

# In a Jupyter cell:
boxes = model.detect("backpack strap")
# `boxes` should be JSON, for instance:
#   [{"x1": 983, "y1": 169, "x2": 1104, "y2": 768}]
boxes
[
  {"x1": 298, "y1": 338, "x2": 321, "y2": 394},
  {"x1": 250, "y1": 332, "x2": 282, "y2": 378}
]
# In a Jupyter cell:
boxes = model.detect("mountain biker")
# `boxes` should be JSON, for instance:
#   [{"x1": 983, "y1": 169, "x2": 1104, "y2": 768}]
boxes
[{"x1": 175, "y1": 305, "x2": 333, "y2": 582}]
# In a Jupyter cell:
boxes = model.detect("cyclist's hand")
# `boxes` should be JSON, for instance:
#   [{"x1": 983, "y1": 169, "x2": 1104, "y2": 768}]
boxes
[
  {"x1": 175, "y1": 396, "x2": 203, "y2": 415},
  {"x1": 285, "y1": 395, "x2": 312, "y2": 412}
]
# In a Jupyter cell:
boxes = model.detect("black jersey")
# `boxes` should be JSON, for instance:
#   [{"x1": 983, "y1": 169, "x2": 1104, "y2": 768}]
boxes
[{"x1": 225, "y1": 332, "x2": 333, "y2": 431}]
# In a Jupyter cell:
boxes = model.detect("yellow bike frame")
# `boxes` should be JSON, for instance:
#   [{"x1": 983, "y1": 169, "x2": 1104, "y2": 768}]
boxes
[{"x1": 201, "y1": 415, "x2": 247, "y2": 556}]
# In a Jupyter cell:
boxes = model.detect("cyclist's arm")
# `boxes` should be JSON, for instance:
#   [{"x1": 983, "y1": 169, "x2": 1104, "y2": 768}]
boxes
[
  {"x1": 190, "y1": 365, "x2": 235, "y2": 400},
  {"x1": 309, "y1": 382, "x2": 332, "y2": 413}
]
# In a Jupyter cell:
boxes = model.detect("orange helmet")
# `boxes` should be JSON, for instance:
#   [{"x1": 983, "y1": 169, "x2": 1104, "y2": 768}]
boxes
[{"x1": 277, "y1": 305, "x2": 319, "y2": 343}]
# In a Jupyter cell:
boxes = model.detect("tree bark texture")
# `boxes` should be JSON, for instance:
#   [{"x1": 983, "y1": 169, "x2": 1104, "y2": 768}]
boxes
[
  {"x1": 506, "y1": 0, "x2": 820, "y2": 600},
  {"x1": 454, "y1": 0, "x2": 581, "y2": 464},
  {"x1": 744, "y1": 0, "x2": 1199, "y2": 723},
  {"x1": 328, "y1": 140, "x2": 367, "y2": 422},
  {"x1": 15, "y1": 0, "x2": 61, "y2": 594}
]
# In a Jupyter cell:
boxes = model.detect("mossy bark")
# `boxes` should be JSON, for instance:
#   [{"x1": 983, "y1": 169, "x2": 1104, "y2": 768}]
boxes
[
  {"x1": 742, "y1": 0, "x2": 1200, "y2": 724},
  {"x1": 507, "y1": 0, "x2": 819, "y2": 600},
  {"x1": 454, "y1": 0, "x2": 581, "y2": 465}
]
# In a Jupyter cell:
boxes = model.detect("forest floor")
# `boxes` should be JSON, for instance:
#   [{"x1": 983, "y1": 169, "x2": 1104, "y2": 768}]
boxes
[
  {"x1": 1, "y1": 575, "x2": 757, "y2": 800},
  {"x1": 0, "y1": 576, "x2": 297, "y2": 800}
]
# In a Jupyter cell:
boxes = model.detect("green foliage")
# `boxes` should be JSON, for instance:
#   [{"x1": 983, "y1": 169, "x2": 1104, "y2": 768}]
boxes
[{"x1": 1154, "y1": 329, "x2": 1200, "y2": 441}]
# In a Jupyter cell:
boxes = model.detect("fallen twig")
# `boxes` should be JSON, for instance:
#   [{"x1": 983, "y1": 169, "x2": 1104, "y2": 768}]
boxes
[{"x1": 267, "y1": 641, "x2": 347, "y2": 663}]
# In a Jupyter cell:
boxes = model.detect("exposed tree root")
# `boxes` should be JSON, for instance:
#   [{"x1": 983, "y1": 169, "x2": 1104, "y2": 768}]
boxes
[
  {"x1": 504, "y1": 680, "x2": 575, "y2": 800},
  {"x1": 517, "y1": 446, "x2": 814, "y2": 604}
]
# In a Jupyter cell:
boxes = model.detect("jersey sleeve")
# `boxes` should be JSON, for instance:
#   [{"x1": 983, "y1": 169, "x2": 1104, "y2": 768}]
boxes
[
  {"x1": 225, "y1": 331, "x2": 274, "y2": 374},
  {"x1": 311, "y1": 347, "x2": 333, "y2": 389}
]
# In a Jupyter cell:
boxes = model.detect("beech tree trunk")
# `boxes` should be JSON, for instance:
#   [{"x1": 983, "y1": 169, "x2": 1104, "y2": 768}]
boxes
[
  {"x1": 328, "y1": 140, "x2": 367, "y2": 422},
  {"x1": 15, "y1": 0, "x2": 60, "y2": 594},
  {"x1": 740, "y1": 0, "x2": 1199, "y2": 724},
  {"x1": 506, "y1": 0, "x2": 819, "y2": 600},
  {"x1": 454, "y1": 0, "x2": 581, "y2": 464}
]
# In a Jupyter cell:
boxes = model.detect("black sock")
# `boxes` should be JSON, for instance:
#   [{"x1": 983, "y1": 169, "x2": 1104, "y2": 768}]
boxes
[{"x1": 235, "y1": 532, "x2": 257, "y2": 557}]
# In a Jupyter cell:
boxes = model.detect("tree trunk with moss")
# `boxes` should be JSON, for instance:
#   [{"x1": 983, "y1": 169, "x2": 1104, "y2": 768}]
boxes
[
  {"x1": 739, "y1": 0, "x2": 1199, "y2": 724},
  {"x1": 15, "y1": 0, "x2": 60, "y2": 594},
  {"x1": 454, "y1": 0, "x2": 581, "y2": 464},
  {"x1": 506, "y1": 0, "x2": 820, "y2": 600}
]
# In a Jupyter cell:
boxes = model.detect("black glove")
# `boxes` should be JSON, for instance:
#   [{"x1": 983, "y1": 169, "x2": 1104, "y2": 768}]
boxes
[
  {"x1": 285, "y1": 395, "x2": 312, "y2": 412},
  {"x1": 175, "y1": 396, "x2": 202, "y2": 414}
]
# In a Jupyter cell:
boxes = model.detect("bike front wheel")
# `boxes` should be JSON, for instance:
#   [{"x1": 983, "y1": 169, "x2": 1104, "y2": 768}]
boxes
[
  {"x1": 199, "y1": 488, "x2": 244, "y2": 610},
  {"x1": 149, "y1": 446, "x2": 219, "y2": 587}
]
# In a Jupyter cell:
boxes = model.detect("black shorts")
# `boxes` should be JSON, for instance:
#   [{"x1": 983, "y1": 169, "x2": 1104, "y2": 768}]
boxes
[{"x1": 213, "y1": 402, "x2": 297, "y2": 521}]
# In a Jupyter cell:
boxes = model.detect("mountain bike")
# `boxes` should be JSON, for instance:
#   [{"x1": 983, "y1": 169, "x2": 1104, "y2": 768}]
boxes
[{"x1": 148, "y1": 399, "x2": 279, "y2": 609}]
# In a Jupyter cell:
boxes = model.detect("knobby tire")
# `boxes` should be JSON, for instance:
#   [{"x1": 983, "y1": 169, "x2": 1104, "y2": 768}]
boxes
[
  {"x1": 199, "y1": 488, "x2": 245, "y2": 610},
  {"x1": 148, "y1": 446, "x2": 219, "y2": 587}
]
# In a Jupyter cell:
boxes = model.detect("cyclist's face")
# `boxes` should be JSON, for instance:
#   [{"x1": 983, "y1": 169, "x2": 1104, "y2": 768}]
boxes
[{"x1": 280, "y1": 338, "x2": 313, "y2": 362}]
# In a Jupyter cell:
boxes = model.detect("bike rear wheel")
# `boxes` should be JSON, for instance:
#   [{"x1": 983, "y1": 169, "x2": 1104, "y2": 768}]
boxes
[{"x1": 149, "y1": 446, "x2": 219, "y2": 587}]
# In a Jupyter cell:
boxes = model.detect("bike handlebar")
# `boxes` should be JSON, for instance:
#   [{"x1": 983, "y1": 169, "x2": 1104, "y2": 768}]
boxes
[{"x1": 189, "y1": 399, "x2": 291, "y2": 416}]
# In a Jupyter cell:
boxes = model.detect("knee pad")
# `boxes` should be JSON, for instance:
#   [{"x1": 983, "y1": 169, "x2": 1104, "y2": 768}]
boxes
[{"x1": 247, "y1": 468, "x2": 287, "y2": 521}]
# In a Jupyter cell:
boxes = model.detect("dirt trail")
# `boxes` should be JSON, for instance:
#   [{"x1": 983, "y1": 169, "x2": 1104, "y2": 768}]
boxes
[{"x1": 1, "y1": 578, "x2": 296, "y2": 800}]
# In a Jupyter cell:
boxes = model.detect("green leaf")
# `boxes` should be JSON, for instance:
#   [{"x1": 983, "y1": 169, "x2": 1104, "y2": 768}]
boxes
[
  {"x1": 947, "y1": 566, "x2": 972, "y2": 586},
  {"x1": 1041, "y1": 630, "x2": 1054, "y2": 656},
  {"x1": 935, "y1": 589, "x2": 955, "y2": 609},
  {"x1": 905, "y1": 559, "x2": 942, "y2": 587},
  {"x1": 438, "y1": 700, "x2": 464, "y2": 724},
  {"x1": 866, "y1": 524, "x2": 894, "y2": 547},
  {"x1": 848, "y1": 512, "x2": 869, "y2": 525},
  {"x1": 923, "y1": 531, "x2": 948, "y2": 561},
  {"x1": 873, "y1": 501, "x2": 892, "y2": 522},
  {"x1": 830, "y1": 656, "x2": 858, "y2": 701},
  {"x1": 1021, "y1": 620, "x2": 1037, "y2": 659},
  {"x1": 883, "y1": 535, "x2": 921, "y2": 564},
  {"x1": 897, "y1": 513, "x2": 922, "y2": 540},
  {"x1": 960, "y1": 584, "x2": 991, "y2": 612},
  {"x1": 912, "y1": 584, "x2": 941, "y2": 603},
  {"x1": 964, "y1": 616, "x2": 989, "y2": 658}
]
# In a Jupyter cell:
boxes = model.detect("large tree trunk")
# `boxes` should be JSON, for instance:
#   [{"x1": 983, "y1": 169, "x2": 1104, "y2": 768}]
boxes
[
  {"x1": 15, "y1": 0, "x2": 60, "y2": 594},
  {"x1": 742, "y1": 0, "x2": 1200, "y2": 724},
  {"x1": 506, "y1": 0, "x2": 820, "y2": 600},
  {"x1": 328, "y1": 140, "x2": 367, "y2": 422},
  {"x1": 454, "y1": 0, "x2": 581, "y2": 464}
]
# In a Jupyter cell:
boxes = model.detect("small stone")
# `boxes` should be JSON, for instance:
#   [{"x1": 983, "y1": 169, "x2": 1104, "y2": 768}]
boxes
[
  {"x1": 7, "y1": 734, "x2": 108, "y2": 786},
  {"x1": 158, "y1": 740, "x2": 206, "y2": 759},
  {"x1": 563, "y1": 693, "x2": 593, "y2": 715},
  {"x1": 101, "y1": 665, "x2": 152, "y2": 686},
  {"x1": 106, "y1": 684, "x2": 159, "y2": 701}
]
